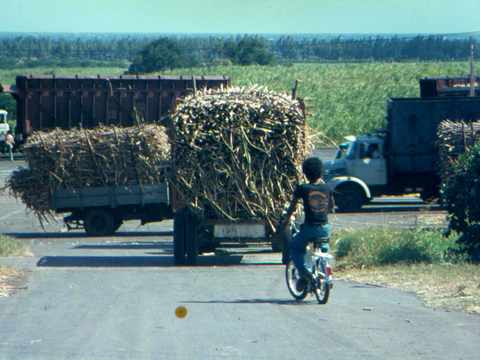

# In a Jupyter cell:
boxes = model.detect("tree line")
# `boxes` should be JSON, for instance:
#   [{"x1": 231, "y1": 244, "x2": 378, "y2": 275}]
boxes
[{"x1": 0, "y1": 34, "x2": 477, "y2": 69}]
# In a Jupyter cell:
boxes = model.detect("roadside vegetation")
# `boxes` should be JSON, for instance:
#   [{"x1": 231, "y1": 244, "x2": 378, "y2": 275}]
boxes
[
  {"x1": 331, "y1": 228, "x2": 480, "y2": 314},
  {"x1": 0, "y1": 267, "x2": 22, "y2": 297},
  {"x1": 0, "y1": 235, "x2": 28, "y2": 297},
  {"x1": 0, "y1": 234, "x2": 28, "y2": 257},
  {"x1": 442, "y1": 142, "x2": 480, "y2": 261}
]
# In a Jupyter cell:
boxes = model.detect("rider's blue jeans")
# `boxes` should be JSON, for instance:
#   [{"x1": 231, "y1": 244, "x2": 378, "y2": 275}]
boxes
[{"x1": 290, "y1": 223, "x2": 332, "y2": 280}]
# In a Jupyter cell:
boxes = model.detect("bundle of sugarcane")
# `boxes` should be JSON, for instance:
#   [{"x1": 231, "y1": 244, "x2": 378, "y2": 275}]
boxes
[
  {"x1": 6, "y1": 124, "x2": 170, "y2": 222},
  {"x1": 171, "y1": 86, "x2": 310, "y2": 233},
  {"x1": 437, "y1": 120, "x2": 480, "y2": 180}
]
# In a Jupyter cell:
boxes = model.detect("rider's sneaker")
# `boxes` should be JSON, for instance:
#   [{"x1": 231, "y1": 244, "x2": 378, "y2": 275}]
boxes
[{"x1": 296, "y1": 278, "x2": 306, "y2": 292}]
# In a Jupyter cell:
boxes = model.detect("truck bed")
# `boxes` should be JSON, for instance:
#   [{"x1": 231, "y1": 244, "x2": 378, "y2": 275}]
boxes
[
  {"x1": 387, "y1": 96, "x2": 480, "y2": 176},
  {"x1": 51, "y1": 183, "x2": 169, "y2": 211}
]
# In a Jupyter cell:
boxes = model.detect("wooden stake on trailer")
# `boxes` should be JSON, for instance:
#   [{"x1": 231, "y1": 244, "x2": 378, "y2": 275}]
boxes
[
  {"x1": 291, "y1": 80, "x2": 299, "y2": 100},
  {"x1": 193, "y1": 77, "x2": 197, "y2": 97},
  {"x1": 470, "y1": 39, "x2": 476, "y2": 97}
]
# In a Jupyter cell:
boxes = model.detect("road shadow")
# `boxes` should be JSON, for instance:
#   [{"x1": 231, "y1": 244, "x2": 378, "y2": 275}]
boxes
[
  {"x1": 5, "y1": 231, "x2": 173, "y2": 239},
  {"x1": 36, "y1": 254, "x2": 282, "y2": 267},
  {"x1": 74, "y1": 242, "x2": 172, "y2": 250},
  {"x1": 37, "y1": 255, "x2": 175, "y2": 267},
  {"x1": 342, "y1": 205, "x2": 443, "y2": 214},
  {"x1": 183, "y1": 299, "x2": 319, "y2": 306}
]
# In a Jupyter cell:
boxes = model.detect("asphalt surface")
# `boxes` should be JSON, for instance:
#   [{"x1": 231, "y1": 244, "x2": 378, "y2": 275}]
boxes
[{"x1": 1, "y1": 160, "x2": 479, "y2": 359}]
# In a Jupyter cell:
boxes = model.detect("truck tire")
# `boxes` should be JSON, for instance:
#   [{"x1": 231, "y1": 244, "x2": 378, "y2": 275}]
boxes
[
  {"x1": 186, "y1": 208, "x2": 204, "y2": 265},
  {"x1": 84, "y1": 209, "x2": 116, "y2": 236},
  {"x1": 173, "y1": 209, "x2": 187, "y2": 265},
  {"x1": 113, "y1": 219, "x2": 123, "y2": 232},
  {"x1": 185, "y1": 210, "x2": 199, "y2": 265},
  {"x1": 334, "y1": 184, "x2": 366, "y2": 212},
  {"x1": 198, "y1": 225, "x2": 216, "y2": 253},
  {"x1": 420, "y1": 189, "x2": 438, "y2": 203}
]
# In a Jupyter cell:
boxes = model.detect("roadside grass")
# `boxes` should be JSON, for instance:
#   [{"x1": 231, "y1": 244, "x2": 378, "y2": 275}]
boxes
[
  {"x1": 0, "y1": 234, "x2": 29, "y2": 257},
  {"x1": 0, "y1": 235, "x2": 28, "y2": 297},
  {"x1": 0, "y1": 66, "x2": 125, "y2": 86},
  {"x1": 0, "y1": 267, "x2": 22, "y2": 297},
  {"x1": 331, "y1": 228, "x2": 480, "y2": 314},
  {"x1": 331, "y1": 227, "x2": 460, "y2": 267},
  {"x1": 338, "y1": 264, "x2": 480, "y2": 314}
]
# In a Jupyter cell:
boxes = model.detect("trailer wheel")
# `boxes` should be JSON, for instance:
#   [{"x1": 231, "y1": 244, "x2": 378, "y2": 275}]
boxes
[
  {"x1": 198, "y1": 225, "x2": 216, "y2": 253},
  {"x1": 185, "y1": 208, "x2": 203, "y2": 265},
  {"x1": 271, "y1": 233, "x2": 284, "y2": 252},
  {"x1": 113, "y1": 219, "x2": 123, "y2": 232},
  {"x1": 185, "y1": 213, "x2": 198, "y2": 265},
  {"x1": 84, "y1": 209, "x2": 116, "y2": 236},
  {"x1": 335, "y1": 184, "x2": 366, "y2": 212},
  {"x1": 173, "y1": 209, "x2": 187, "y2": 265}
]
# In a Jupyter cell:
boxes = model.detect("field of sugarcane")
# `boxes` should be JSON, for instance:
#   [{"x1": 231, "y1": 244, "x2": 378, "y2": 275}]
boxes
[
  {"x1": 1, "y1": 62, "x2": 478, "y2": 144},
  {"x1": 164, "y1": 61, "x2": 480, "y2": 144}
]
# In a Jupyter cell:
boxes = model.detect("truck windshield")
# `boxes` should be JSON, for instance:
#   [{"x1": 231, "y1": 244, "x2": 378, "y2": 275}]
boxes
[
  {"x1": 335, "y1": 143, "x2": 349, "y2": 159},
  {"x1": 345, "y1": 141, "x2": 357, "y2": 160},
  {"x1": 0, "y1": 113, "x2": 6, "y2": 122}
]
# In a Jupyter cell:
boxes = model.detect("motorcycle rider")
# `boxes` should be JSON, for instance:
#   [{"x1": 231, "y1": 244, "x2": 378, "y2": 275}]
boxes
[{"x1": 281, "y1": 157, "x2": 334, "y2": 290}]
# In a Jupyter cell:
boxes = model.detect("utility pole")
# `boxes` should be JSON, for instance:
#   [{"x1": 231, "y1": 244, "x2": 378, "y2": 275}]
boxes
[{"x1": 469, "y1": 38, "x2": 476, "y2": 97}]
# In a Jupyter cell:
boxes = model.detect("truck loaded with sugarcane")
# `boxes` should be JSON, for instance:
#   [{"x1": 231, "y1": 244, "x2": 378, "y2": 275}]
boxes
[{"x1": 324, "y1": 76, "x2": 480, "y2": 212}]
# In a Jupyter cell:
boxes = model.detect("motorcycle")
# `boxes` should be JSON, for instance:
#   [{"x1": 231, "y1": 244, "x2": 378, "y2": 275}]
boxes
[{"x1": 284, "y1": 222, "x2": 334, "y2": 304}]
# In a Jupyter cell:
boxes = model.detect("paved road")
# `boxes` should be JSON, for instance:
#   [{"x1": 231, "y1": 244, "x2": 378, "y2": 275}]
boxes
[{"x1": 1, "y1": 160, "x2": 478, "y2": 359}]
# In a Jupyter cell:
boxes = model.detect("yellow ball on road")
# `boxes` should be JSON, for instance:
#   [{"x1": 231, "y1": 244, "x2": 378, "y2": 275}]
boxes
[{"x1": 175, "y1": 306, "x2": 188, "y2": 319}]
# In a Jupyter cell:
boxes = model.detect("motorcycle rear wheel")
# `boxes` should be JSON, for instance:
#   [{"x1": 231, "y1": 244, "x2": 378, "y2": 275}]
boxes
[{"x1": 285, "y1": 260, "x2": 308, "y2": 300}]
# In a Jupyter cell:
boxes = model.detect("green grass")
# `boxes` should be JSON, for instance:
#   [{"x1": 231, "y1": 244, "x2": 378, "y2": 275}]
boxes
[
  {"x1": 0, "y1": 235, "x2": 27, "y2": 257},
  {"x1": 331, "y1": 227, "x2": 461, "y2": 267},
  {"x1": 331, "y1": 227, "x2": 480, "y2": 313},
  {"x1": 0, "y1": 66, "x2": 125, "y2": 87},
  {"x1": 2, "y1": 62, "x2": 478, "y2": 143},
  {"x1": 338, "y1": 263, "x2": 480, "y2": 314}
]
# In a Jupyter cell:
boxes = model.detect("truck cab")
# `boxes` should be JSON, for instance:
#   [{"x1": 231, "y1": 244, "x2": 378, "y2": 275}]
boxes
[
  {"x1": 0, "y1": 110, "x2": 10, "y2": 144},
  {"x1": 324, "y1": 134, "x2": 387, "y2": 211}
]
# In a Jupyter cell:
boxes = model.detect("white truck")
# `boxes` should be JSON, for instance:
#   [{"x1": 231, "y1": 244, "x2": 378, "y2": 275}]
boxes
[{"x1": 324, "y1": 88, "x2": 480, "y2": 212}]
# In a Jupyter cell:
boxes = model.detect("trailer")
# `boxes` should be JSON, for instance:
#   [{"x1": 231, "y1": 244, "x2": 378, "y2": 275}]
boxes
[{"x1": 2, "y1": 75, "x2": 230, "y2": 143}]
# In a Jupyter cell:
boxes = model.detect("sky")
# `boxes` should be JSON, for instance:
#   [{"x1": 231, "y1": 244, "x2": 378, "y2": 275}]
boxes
[{"x1": 1, "y1": 0, "x2": 479, "y2": 34}]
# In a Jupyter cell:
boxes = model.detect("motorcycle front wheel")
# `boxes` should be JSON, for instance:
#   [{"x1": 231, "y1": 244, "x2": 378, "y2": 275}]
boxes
[{"x1": 313, "y1": 264, "x2": 330, "y2": 304}]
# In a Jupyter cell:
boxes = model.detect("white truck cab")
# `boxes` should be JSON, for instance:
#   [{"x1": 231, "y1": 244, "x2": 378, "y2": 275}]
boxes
[
  {"x1": 0, "y1": 110, "x2": 10, "y2": 143},
  {"x1": 324, "y1": 134, "x2": 387, "y2": 211}
]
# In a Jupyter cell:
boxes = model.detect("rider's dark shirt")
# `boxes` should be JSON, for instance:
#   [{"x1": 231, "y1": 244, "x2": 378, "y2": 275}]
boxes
[{"x1": 294, "y1": 182, "x2": 331, "y2": 225}]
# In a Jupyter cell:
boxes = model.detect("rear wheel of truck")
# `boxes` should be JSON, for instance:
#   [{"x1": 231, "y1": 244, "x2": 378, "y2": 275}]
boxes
[
  {"x1": 173, "y1": 209, "x2": 187, "y2": 265},
  {"x1": 113, "y1": 219, "x2": 123, "y2": 232},
  {"x1": 198, "y1": 225, "x2": 216, "y2": 254},
  {"x1": 334, "y1": 184, "x2": 366, "y2": 212},
  {"x1": 185, "y1": 217, "x2": 198, "y2": 265},
  {"x1": 84, "y1": 209, "x2": 116, "y2": 236},
  {"x1": 185, "y1": 208, "x2": 202, "y2": 265}
]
